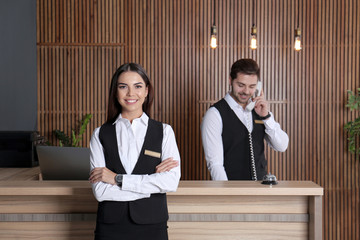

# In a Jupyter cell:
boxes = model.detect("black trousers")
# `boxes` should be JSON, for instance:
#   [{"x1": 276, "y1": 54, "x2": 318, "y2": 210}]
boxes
[{"x1": 94, "y1": 202, "x2": 168, "y2": 240}]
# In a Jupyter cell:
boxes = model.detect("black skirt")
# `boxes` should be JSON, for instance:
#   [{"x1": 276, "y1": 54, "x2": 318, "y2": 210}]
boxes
[{"x1": 94, "y1": 202, "x2": 168, "y2": 240}]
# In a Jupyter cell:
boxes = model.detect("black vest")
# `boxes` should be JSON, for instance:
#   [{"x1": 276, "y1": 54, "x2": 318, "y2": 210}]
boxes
[
  {"x1": 213, "y1": 98, "x2": 267, "y2": 180},
  {"x1": 96, "y1": 119, "x2": 168, "y2": 224}
]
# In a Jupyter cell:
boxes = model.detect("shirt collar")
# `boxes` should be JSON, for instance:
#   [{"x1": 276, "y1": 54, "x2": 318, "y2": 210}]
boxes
[
  {"x1": 224, "y1": 92, "x2": 242, "y2": 110},
  {"x1": 112, "y1": 112, "x2": 149, "y2": 126}
]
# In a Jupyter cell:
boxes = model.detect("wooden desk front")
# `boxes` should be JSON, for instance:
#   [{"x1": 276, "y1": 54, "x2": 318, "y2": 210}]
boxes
[{"x1": 0, "y1": 181, "x2": 323, "y2": 240}]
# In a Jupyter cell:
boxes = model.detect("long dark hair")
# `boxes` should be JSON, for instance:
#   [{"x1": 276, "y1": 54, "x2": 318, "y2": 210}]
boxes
[{"x1": 106, "y1": 63, "x2": 154, "y2": 123}]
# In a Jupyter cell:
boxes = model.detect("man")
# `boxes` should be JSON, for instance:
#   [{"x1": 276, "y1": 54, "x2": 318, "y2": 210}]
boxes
[{"x1": 201, "y1": 59, "x2": 288, "y2": 181}]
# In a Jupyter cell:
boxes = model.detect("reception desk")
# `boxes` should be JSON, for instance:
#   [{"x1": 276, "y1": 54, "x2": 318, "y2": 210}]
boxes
[{"x1": 0, "y1": 180, "x2": 322, "y2": 240}]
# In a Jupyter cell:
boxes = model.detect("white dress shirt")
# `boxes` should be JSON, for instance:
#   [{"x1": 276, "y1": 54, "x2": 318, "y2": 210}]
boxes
[
  {"x1": 90, "y1": 113, "x2": 181, "y2": 202},
  {"x1": 200, "y1": 93, "x2": 289, "y2": 181}
]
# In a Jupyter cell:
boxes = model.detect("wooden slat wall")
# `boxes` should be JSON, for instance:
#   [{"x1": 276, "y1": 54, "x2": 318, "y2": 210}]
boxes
[{"x1": 37, "y1": 0, "x2": 360, "y2": 239}]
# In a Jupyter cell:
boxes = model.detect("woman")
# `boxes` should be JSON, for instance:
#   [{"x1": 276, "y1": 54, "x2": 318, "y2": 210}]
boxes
[{"x1": 89, "y1": 63, "x2": 181, "y2": 240}]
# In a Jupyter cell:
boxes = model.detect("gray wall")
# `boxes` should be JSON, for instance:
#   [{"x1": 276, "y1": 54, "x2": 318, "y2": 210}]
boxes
[{"x1": 0, "y1": 0, "x2": 37, "y2": 131}]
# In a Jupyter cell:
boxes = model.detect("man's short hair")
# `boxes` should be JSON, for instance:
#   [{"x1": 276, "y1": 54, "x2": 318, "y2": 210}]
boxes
[{"x1": 230, "y1": 59, "x2": 260, "y2": 80}]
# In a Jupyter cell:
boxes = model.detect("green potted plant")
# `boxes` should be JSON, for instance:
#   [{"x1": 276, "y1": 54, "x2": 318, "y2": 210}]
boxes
[
  {"x1": 344, "y1": 88, "x2": 360, "y2": 159},
  {"x1": 53, "y1": 114, "x2": 92, "y2": 147},
  {"x1": 36, "y1": 114, "x2": 93, "y2": 180}
]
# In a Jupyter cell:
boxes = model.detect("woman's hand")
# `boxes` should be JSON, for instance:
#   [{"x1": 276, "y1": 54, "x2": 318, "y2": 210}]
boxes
[
  {"x1": 155, "y1": 157, "x2": 179, "y2": 173},
  {"x1": 89, "y1": 167, "x2": 117, "y2": 185}
]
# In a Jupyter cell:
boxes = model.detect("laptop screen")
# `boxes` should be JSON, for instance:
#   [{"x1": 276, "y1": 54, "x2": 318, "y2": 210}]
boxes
[{"x1": 36, "y1": 146, "x2": 90, "y2": 180}]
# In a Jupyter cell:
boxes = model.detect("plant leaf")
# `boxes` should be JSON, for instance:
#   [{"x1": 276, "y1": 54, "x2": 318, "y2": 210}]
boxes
[
  {"x1": 53, "y1": 114, "x2": 92, "y2": 147},
  {"x1": 53, "y1": 130, "x2": 71, "y2": 147}
]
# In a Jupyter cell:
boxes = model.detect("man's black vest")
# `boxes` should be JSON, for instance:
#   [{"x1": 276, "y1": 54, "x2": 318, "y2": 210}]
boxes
[
  {"x1": 213, "y1": 98, "x2": 267, "y2": 180},
  {"x1": 96, "y1": 119, "x2": 168, "y2": 224}
]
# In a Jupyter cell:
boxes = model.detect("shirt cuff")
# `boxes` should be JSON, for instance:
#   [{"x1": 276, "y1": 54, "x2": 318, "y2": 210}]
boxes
[
  {"x1": 263, "y1": 112, "x2": 276, "y2": 129},
  {"x1": 209, "y1": 165, "x2": 228, "y2": 181},
  {"x1": 121, "y1": 174, "x2": 143, "y2": 192}
]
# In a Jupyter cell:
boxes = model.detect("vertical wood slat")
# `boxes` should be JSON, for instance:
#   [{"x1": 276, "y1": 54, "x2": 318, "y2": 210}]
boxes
[{"x1": 37, "y1": 0, "x2": 360, "y2": 239}]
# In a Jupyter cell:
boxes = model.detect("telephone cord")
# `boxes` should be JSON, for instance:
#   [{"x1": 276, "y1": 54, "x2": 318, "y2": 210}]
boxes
[{"x1": 246, "y1": 112, "x2": 257, "y2": 181}]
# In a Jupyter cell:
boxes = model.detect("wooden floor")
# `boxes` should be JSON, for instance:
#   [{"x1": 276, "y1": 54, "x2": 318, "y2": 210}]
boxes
[{"x1": 0, "y1": 167, "x2": 40, "y2": 181}]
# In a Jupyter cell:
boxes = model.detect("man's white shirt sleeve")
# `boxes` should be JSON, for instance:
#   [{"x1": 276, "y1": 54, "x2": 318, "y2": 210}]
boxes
[
  {"x1": 263, "y1": 113, "x2": 289, "y2": 152},
  {"x1": 200, "y1": 107, "x2": 228, "y2": 180}
]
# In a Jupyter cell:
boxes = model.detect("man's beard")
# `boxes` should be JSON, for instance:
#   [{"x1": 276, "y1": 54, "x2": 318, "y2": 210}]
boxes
[{"x1": 231, "y1": 90, "x2": 251, "y2": 105}]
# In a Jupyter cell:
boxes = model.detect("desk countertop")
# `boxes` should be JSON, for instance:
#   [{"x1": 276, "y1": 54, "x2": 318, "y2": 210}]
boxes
[
  {"x1": 0, "y1": 179, "x2": 323, "y2": 196},
  {"x1": 0, "y1": 167, "x2": 323, "y2": 196},
  {"x1": 0, "y1": 167, "x2": 41, "y2": 181}
]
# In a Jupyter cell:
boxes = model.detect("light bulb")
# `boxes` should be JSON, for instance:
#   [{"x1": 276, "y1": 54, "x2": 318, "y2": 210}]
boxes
[
  {"x1": 250, "y1": 35, "x2": 257, "y2": 49},
  {"x1": 210, "y1": 35, "x2": 217, "y2": 49},
  {"x1": 294, "y1": 28, "x2": 302, "y2": 51},
  {"x1": 250, "y1": 25, "x2": 257, "y2": 50},
  {"x1": 294, "y1": 37, "x2": 301, "y2": 51},
  {"x1": 210, "y1": 25, "x2": 217, "y2": 49}
]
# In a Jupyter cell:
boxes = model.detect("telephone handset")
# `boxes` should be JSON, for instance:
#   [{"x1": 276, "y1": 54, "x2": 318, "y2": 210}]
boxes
[{"x1": 245, "y1": 81, "x2": 262, "y2": 111}]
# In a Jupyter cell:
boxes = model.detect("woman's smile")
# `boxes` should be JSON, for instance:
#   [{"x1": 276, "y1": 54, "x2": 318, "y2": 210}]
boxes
[{"x1": 125, "y1": 99, "x2": 138, "y2": 104}]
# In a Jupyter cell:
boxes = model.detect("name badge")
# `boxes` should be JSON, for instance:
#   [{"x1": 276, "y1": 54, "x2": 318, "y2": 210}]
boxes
[
  {"x1": 144, "y1": 149, "x2": 161, "y2": 158},
  {"x1": 254, "y1": 120, "x2": 264, "y2": 124}
]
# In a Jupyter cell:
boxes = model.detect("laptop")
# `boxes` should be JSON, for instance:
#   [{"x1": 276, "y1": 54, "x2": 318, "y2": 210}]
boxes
[{"x1": 36, "y1": 146, "x2": 90, "y2": 180}]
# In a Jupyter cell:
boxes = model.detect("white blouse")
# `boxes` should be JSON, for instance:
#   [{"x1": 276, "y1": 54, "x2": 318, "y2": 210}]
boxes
[{"x1": 90, "y1": 113, "x2": 181, "y2": 202}]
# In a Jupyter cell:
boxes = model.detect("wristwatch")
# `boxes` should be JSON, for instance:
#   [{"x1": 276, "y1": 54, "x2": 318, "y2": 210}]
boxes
[
  {"x1": 114, "y1": 174, "x2": 123, "y2": 187},
  {"x1": 258, "y1": 112, "x2": 271, "y2": 120}
]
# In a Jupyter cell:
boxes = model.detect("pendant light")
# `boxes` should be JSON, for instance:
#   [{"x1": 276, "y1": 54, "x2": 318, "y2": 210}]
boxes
[
  {"x1": 250, "y1": 0, "x2": 257, "y2": 50},
  {"x1": 294, "y1": 0, "x2": 302, "y2": 51},
  {"x1": 210, "y1": 0, "x2": 217, "y2": 49}
]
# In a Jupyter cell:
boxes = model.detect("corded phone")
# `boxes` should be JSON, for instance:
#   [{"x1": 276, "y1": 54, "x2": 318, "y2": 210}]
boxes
[
  {"x1": 245, "y1": 81, "x2": 262, "y2": 111},
  {"x1": 244, "y1": 81, "x2": 263, "y2": 180}
]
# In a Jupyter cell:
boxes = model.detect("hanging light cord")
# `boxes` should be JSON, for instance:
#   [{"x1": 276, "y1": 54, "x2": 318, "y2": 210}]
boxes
[
  {"x1": 213, "y1": 0, "x2": 216, "y2": 26},
  {"x1": 252, "y1": 0, "x2": 255, "y2": 26},
  {"x1": 297, "y1": 0, "x2": 300, "y2": 28}
]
